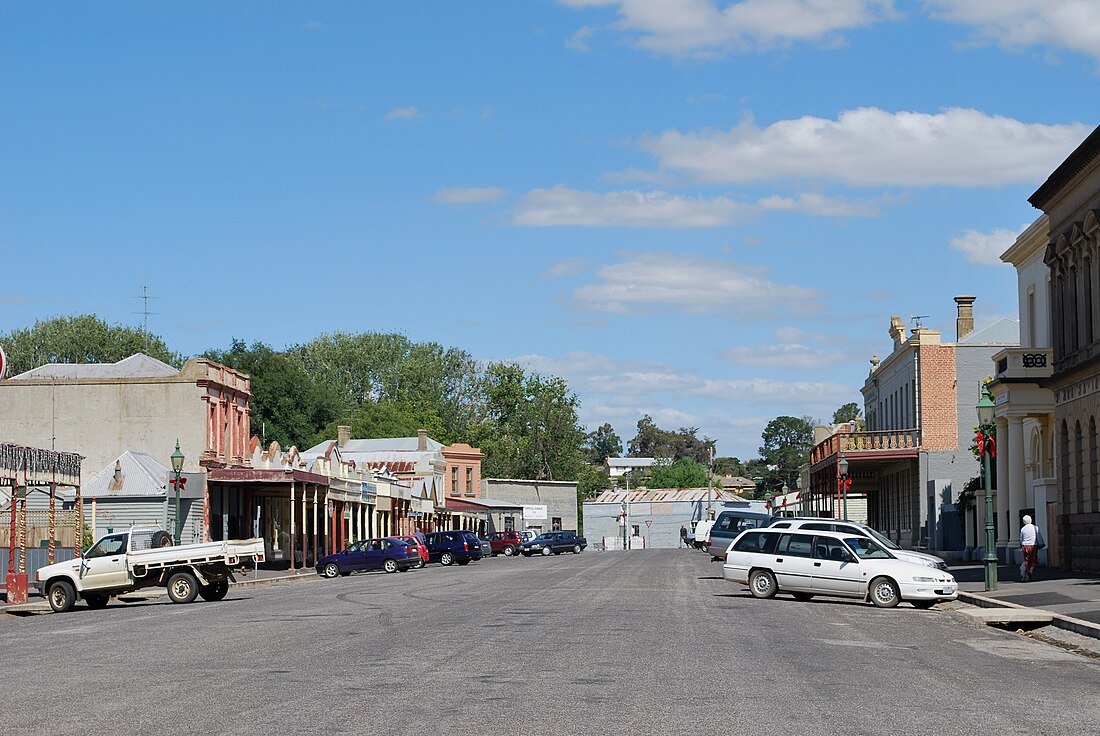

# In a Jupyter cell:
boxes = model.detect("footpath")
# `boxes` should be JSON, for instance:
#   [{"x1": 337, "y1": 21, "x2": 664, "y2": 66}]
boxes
[
  {"x1": 0, "y1": 564, "x2": 317, "y2": 615},
  {"x1": 952, "y1": 562, "x2": 1100, "y2": 641}
]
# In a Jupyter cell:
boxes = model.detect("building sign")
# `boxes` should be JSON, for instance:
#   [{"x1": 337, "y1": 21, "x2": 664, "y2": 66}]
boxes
[
  {"x1": 523, "y1": 504, "x2": 547, "y2": 520},
  {"x1": 361, "y1": 482, "x2": 377, "y2": 503}
]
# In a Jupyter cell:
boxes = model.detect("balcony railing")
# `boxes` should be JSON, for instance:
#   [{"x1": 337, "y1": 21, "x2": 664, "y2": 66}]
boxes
[
  {"x1": 993, "y1": 346, "x2": 1053, "y2": 382},
  {"x1": 811, "y1": 429, "x2": 921, "y2": 464}
]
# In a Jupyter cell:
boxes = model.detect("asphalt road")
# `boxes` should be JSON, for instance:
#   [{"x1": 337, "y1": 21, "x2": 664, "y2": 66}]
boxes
[{"x1": 4, "y1": 549, "x2": 1100, "y2": 735}]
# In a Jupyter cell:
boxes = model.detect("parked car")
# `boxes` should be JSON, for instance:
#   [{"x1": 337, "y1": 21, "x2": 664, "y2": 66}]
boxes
[
  {"x1": 765, "y1": 517, "x2": 949, "y2": 570},
  {"x1": 316, "y1": 537, "x2": 420, "y2": 578},
  {"x1": 705, "y1": 508, "x2": 772, "y2": 559},
  {"x1": 518, "y1": 530, "x2": 537, "y2": 543},
  {"x1": 476, "y1": 537, "x2": 493, "y2": 557},
  {"x1": 692, "y1": 519, "x2": 715, "y2": 550},
  {"x1": 485, "y1": 531, "x2": 523, "y2": 556},
  {"x1": 424, "y1": 530, "x2": 482, "y2": 566},
  {"x1": 520, "y1": 531, "x2": 587, "y2": 556},
  {"x1": 723, "y1": 527, "x2": 957, "y2": 608},
  {"x1": 392, "y1": 535, "x2": 429, "y2": 568}
]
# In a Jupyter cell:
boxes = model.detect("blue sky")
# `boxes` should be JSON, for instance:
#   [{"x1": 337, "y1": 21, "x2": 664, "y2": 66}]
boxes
[{"x1": 1, "y1": 1, "x2": 1097, "y2": 460}]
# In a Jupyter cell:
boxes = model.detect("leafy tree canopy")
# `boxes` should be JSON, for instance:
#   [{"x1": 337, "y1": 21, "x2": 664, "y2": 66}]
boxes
[
  {"x1": 1, "y1": 314, "x2": 180, "y2": 376},
  {"x1": 585, "y1": 423, "x2": 623, "y2": 465},
  {"x1": 628, "y1": 414, "x2": 715, "y2": 465},
  {"x1": 757, "y1": 416, "x2": 814, "y2": 492},
  {"x1": 833, "y1": 402, "x2": 863, "y2": 424},
  {"x1": 648, "y1": 457, "x2": 709, "y2": 489},
  {"x1": 576, "y1": 465, "x2": 611, "y2": 500},
  {"x1": 713, "y1": 456, "x2": 746, "y2": 477},
  {"x1": 312, "y1": 400, "x2": 449, "y2": 450}
]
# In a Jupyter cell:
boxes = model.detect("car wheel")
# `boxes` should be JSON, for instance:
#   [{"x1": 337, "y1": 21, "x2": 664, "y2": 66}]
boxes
[
  {"x1": 911, "y1": 600, "x2": 937, "y2": 610},
  {"x1": 166, "y1": 572, "x2": 200, "y2": 604},
  {"x1": 47, "y1": 580, "x2": 77, "y2": 613},
  {"x1": 83, "y1": 592, "x2": 110, "y2": 609},
  {"x1": 749, "y1": 569, "x2": 778, "y2": 599},
  {"x1": 572, "y1": 544, "x2": 582, "y2": 554},
  {"x1": 503, "y1": 546, "x2": 515, "y2": 556},
  {"x1": 791, "y1": 592, "x2": 814, "y2": 602},
  {"x1": 417, "y1": 560, "x2": 426, "y2": 569},
  {"x1": 383, "y1": 559, "x2": 398, "y2": 573},
  {"x1": 869, "y1": 577, "x2": 900, "y2": 608},
  {"x1": 323, "y1": 562, "x2": 340, "y2": 579},
  {"x1": 541, "y1": 547, "x2": 552, "y2": 556},
  {"x1": 440, "y1": 552, "x2": 455, "y2": 566}
]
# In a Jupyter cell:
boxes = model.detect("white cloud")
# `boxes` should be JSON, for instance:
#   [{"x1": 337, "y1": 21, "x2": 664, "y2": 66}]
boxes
[
  {"x1": 721, "y1": 343, "x2": 849, "y2": 369},
  {"x1": 512, "y1": 186, "x2": 748, "y2": 228},
  {"x1": 566, "y1": 25, "x2": 597, "y2": 51},
  {"x1": 383, "y1": 106, "x2": 419, "y2": 122},
  {"x1": 558, "y1": 0, "x2": 897, "y2": 57},
  {"x1": 927, "y1": 1, "x2": 1100, "y2": 62},
  {"x1": 545, "y1": 257, "x2": 590, "y2": 279},
  {"x1": 949, "y1": 226, "x2": 1027, "y2": 266},
  {"x1": 774, "y1": 326, "x2": 804, "y2": 342},
  {"x1": 641, "y1": 108, "x2": 1091, "y2": 187},
  {"x1": 433, "y1": 186, "x2": 509, "y2": 204},
  {"x1": 756, "y1": 192, "x2": 885, "y2": 217},
  {"x1": 571, "y1": 251, "x2": 824, "y2": 317}
]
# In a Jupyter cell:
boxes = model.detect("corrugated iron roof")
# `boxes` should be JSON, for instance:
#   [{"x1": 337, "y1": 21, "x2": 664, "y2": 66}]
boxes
[
  {"x1": 10, "y1": 353, "x2": 179, "y2": 380},
  {"x1": 83, "y1": 451, "x2": 169, "y2": 498}
]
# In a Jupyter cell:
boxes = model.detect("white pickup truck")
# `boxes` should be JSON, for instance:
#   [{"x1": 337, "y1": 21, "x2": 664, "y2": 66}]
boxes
[{"x1": 34, "y1": 527, "x2": 265, "y2": 613}]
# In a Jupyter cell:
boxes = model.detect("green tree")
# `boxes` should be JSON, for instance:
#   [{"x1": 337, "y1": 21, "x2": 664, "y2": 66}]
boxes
[
  {"x1": 648, "y1": 457, "x2": 709, "y2": 489},
  {"x1": 204, "y1": 340, "x2": 346, "y2": 449},
  {"x1": 627, "y1": 415, "x2": 715, "y2": 464},
  {"x1": 1, "y1": 314, "x2": 180, "y2": 376},
  {"x1": 713, "y1": 456, "x2": 746, "y2": 477},
  {"x1": 833, "y1": 402, "x2": 863, "y2": 424},
  {"x1": 757, "y1": 416, "x2": 814, "y2": 492},
  {"x1": 585, "y1": 423, "x2": 623, "y2": 465},
  {"x1": 470, "y1": 362, "x2": 585, "y2": 481},
  {"x1": 312, "y1": 400, "x2": 448, "y2": 449},
  {"x1": 576, "y1": 464, "x2": 610, "y2": 500}
]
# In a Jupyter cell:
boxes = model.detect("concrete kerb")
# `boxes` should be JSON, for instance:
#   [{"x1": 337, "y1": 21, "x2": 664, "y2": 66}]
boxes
[
  {"x1": 2, "y1": 570, "x2": 317, "y2": 616},
  {"x1": 958, "y1": 590, "x2": 1100, "y2": 640}
]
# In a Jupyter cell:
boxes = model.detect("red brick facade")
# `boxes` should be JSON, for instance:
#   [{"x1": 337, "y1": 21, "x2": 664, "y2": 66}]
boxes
[{"x1": 918, "y1": 343, "x2": 958, "y2": 451}]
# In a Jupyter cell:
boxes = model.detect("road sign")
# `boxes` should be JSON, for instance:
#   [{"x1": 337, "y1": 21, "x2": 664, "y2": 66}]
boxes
[{"x1": 645, "y1": 520, "x2": 652, "y2": 528}]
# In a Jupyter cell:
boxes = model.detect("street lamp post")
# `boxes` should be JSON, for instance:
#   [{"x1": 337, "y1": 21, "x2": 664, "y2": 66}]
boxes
[
  {"x1": 170, "y1": 440, "x2": 185, "y2": 546},
  {"x1": 838, "y1": 453, "x2": 850, "y2": 521},
  {"x1": 976, "y1": 386, "x2": 998, "y2": 591}
]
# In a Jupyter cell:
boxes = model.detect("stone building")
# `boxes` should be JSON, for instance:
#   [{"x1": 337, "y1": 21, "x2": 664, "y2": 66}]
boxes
[{"x1": 1030, "y1": 124, "x2": 1100, "y2": 572}]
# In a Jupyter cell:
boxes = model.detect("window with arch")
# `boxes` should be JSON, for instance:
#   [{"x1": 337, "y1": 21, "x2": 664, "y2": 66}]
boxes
[{"x1": 1075, "y1": 420, "x2": 1085, "y2": 511}]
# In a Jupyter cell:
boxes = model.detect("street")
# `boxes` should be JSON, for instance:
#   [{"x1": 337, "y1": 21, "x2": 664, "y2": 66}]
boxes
[{"x1": 5, "y1": 550, "x2": 1100, "y2": 735}]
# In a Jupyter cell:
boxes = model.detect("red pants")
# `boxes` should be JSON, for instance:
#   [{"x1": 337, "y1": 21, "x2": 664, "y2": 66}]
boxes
[{"x1": 1022, "y1": 545, "x2": 1038, "y2": 575}]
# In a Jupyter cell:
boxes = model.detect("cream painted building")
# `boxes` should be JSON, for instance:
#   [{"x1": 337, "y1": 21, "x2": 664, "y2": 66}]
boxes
[{"x1": 988, "y1": 215, "x2": 1056, "y2": 566}]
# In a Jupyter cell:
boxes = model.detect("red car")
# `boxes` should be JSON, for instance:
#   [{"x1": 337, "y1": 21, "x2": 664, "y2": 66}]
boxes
[
  {"x1": 485, "y1": 531, "x2": 523, "y2": 556},
  {"x1": 393, "y1": 535, "x2": 428, "y2": 568}
]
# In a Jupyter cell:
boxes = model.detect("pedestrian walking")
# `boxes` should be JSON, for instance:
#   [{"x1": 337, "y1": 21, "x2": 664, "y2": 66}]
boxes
[
  {"x1": 679, "y1": 524, "x2": 689, "y2": 548},
  {"x1": 1020, "y1": 515, "x2": 1040, "y2": 582}
]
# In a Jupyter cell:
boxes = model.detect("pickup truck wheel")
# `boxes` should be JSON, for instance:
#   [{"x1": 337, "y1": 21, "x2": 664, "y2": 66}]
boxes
[
  {"x1": 383, "y1": 559, "x2": 398, "y2": 573},
  {"x1": 572, "y1": 544, "x2": 582, "y2": 554},
  {"x1": 541, "y1": 547, "x2": 552, "y2": 556},
  {"x1": 167, "y1": 572, "x2": 200, "y2": 604},
  {"x1": 440, "y1": 552, "x2": 454, "y2": 566},
  {"x1": 199, "y1": 580, "x2": 229, "y2": 601},
  {"x1": 151, "y1": 531, "x2": 173, "y2": 548},
  {"x1": 503, "y1": 546, "x2": 515, "y2": 556},
  {"x1": 84, "y1": 592, "x2": 110, "y2": 609},
  {"x1": 47, "y1": 581, "x2": 76, "y2": 613}
]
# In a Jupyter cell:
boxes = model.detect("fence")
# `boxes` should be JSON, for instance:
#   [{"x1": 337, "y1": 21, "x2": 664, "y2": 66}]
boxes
[{"x1": 1, "y1": 547, "x2": 78, "y2": 578}]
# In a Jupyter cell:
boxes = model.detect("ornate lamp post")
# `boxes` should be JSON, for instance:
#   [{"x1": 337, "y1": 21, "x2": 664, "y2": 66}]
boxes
[
  {"x1": 170, "y1": 441, "x2": 185, "y2": 546},
  {"x1": 838, "y1": 453, "x2": 850, "y2": 520},
  {"x1": 975, "y1": 386, "x2": 998, "y2": 591}
]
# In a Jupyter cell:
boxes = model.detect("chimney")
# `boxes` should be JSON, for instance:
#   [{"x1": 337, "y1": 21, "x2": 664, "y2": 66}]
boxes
[
  {"x1": 109, "y1": 460, "x2": 124, "y2": 492},
  {"x1": 337, "y1": 425, "x2": 351, "y2": 447},
  {"x1": 889, "y1": 316, "x2": 906, "y2": 351},
  {"x1": 955, "y1": 295, "x2": 977, "y2": 341},
  {"x1": 417, "y1": 428, "x2": 428, "y2": 451}
]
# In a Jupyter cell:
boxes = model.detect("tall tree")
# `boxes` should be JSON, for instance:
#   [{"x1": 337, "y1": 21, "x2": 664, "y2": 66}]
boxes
[
  {"x1": 833, "y1": 402, "x2": 863, "y2": 424},
  {"x1": 627, "y1": 414, "x2": 715, "y2": 464},
  {"x1": 757, "y1": 416, "x2": 814, "y2": 491},
  {"x1": 713, "y1": 456, "x2": 747, "y2": 477},
  {"x1": 648, "y1": 457, "x2": 709, "y2": 489},
  {"x1": 1, "y1": 314, "x2": 180, "y2": 376},
  {"x1": 585, "y1": 423, "x2": 623, "y2": 465},
  {"x1": 469, "y1": 362, "x2": 586, "y2": 481},
  {"x1": 205, "y1": 340, "x2": 346, "y2": 449}
]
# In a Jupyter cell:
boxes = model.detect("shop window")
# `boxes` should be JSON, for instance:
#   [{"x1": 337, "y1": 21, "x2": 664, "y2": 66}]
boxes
[
  {"x1": 465, "y1": 467, "x2": 474, "y2": 495},
  {"x1": 504, "y1": 517, "x2": 515, "y2": 532},
  {"x1": 552, "y1": 517, "x2": 562, "y2": 531},
  {"x1": 451, "y1": 467, "x2": 458, "y2": 495}
]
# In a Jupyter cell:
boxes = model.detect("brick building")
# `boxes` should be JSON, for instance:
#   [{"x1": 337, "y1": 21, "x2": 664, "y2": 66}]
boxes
[{"x1": 806, "y1": 297, "x2": 1018, "y2": 554}]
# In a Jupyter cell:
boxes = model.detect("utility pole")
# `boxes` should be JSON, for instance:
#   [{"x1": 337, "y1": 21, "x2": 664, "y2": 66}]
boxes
[{"x1": 706, "y1": 446, "x2": 714, "y2": 521}]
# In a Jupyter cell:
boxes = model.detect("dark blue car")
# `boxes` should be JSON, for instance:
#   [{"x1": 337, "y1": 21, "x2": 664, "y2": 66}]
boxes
[
  {"x1": 316, "y1": 537, "x2": 420, "y2": 578},
  {"x1": 424, "y1": 530, "x2": 483, "y2": 566}
]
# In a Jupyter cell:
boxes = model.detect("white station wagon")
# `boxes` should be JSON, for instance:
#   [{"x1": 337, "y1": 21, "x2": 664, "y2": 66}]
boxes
[{"x1": 723, "y1": 528, "x2": 958, "y2": 609}]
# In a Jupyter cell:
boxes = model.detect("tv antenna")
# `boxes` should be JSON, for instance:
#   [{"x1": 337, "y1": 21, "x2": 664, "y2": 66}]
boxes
[
  {"x1": 132, "y1": 285, "x2": 160, "y2": 351},
  {"x1": 910, "y1": 315, "x2": 929, "y2": 329}
]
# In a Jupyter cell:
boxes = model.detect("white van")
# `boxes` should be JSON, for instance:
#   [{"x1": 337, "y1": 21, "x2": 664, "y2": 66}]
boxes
[{"x1": 692, "y1": 519, "x2": 715, "y2": 550}]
